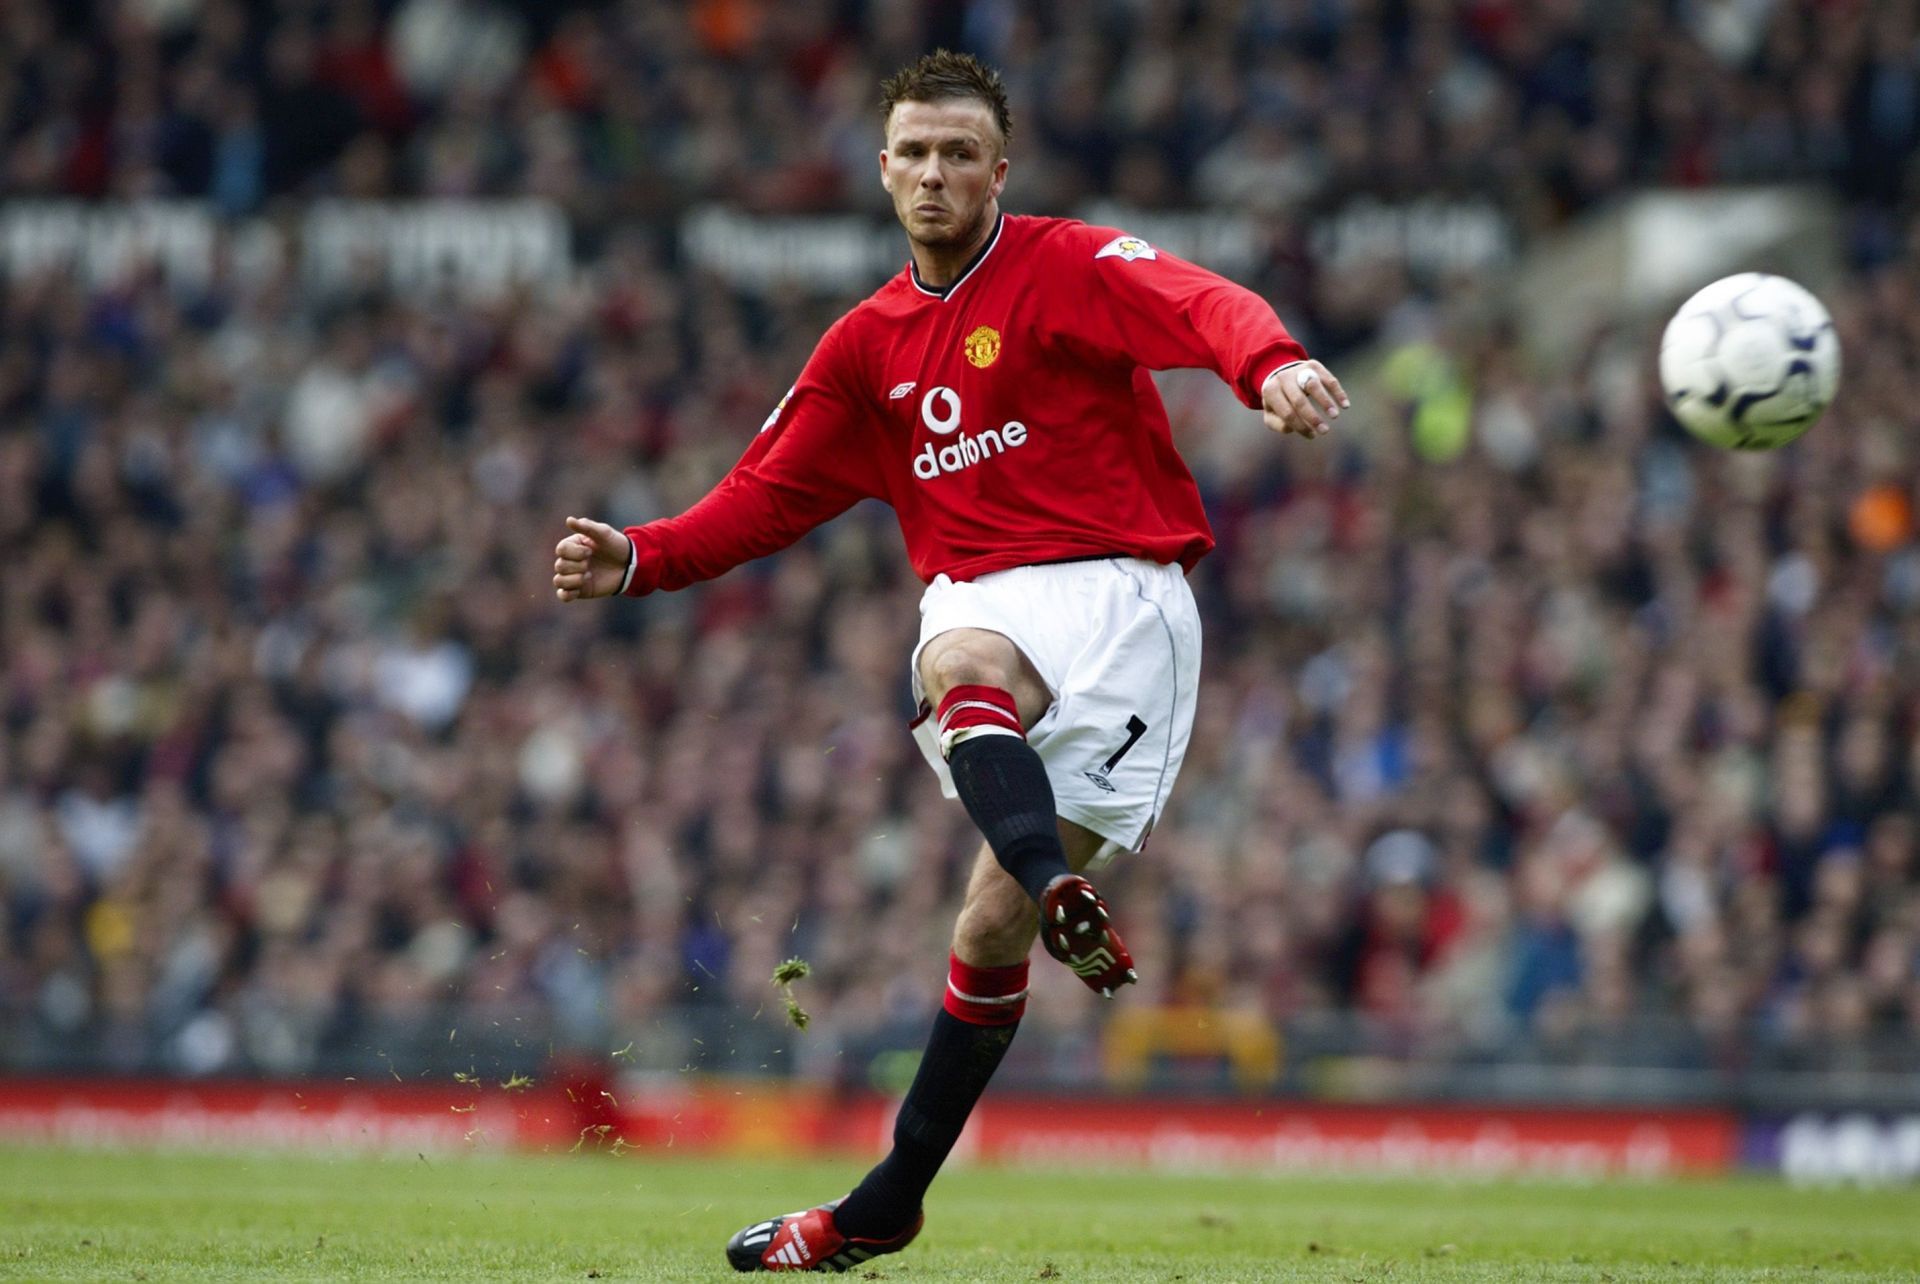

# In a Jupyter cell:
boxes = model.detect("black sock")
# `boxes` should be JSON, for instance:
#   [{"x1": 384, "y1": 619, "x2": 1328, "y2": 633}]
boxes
[
  {"x1": 834, "y1": 1009, "x2": 1018, "y2": 1238},
  {"x1": 947, "y1": 733, "x2": 1070, "y2": 905}
]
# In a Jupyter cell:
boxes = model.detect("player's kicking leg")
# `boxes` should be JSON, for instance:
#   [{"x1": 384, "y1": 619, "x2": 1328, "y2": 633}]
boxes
[
  {"x1": 916, "y1": 628, "x2": 1137, "y2": 994},
  {"x1": 725, "y1": 628, "x2": 1137, "y2": 1271},
  {"x1": 726, "y1": 826, "x2": 1109, "y2": 1272}
]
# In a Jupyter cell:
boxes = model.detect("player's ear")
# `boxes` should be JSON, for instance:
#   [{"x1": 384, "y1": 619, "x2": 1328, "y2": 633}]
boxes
[{"x1": 988, "y1": 156, "x2": 1008, "y2": 199}]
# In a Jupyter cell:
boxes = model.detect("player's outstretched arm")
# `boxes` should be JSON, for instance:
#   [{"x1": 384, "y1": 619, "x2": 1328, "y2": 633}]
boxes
[
  {"x1": 552, "y1": 516, "x2": 633, "y2": 602},
  {"x1": 1261, "y1": 360, "x2": 1350, "y2": 439}
]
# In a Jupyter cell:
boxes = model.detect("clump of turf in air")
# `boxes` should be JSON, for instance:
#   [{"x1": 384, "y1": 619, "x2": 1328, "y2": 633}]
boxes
[{"x1": 772, "y1": 958, "x2": 812, "y2": 1029}]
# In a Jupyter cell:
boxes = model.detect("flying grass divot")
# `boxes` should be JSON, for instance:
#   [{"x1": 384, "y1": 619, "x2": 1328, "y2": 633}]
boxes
[{"x1": 772, "y1": 958, "x2": 812, "y2": 1029}]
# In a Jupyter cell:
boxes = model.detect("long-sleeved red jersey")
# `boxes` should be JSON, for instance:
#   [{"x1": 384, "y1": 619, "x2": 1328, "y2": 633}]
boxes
[{"x1": 621, "y1": 214, "x2": 1307, "y2": 594}]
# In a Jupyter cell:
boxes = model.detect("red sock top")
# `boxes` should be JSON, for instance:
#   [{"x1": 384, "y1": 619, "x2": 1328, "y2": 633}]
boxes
[
  {"x1": 943, "y1": 951, "x2": 1029, "y2": 1026},
  {"x1": 934, "y1": 684, "x2": 1024, "y2": 755}
]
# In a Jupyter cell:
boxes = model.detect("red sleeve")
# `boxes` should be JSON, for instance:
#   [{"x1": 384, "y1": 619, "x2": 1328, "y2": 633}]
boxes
[
  {"x1": 622, "y1": 322, "x2": 883, "y2": 596},
  {"x1": 1074, "y1": 224, "x2": 1308, "y2": 408}
]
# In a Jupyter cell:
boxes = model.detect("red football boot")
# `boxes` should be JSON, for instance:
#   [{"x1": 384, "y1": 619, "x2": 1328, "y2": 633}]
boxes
[
  {"x1": 1040, "y1": 873, "x2": 1138, "y2": 997},
  {"x1": 725, "y1": 1199, "x2": 923, "y2": 1272}
]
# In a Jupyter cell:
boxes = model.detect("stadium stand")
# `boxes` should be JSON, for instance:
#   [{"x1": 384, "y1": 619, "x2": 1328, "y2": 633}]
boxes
[{"x1": 1, "y1": 0, "x2": 1916, "y2": 1102}]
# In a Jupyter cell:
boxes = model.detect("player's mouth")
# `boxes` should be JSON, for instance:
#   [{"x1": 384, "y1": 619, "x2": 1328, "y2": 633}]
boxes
[{"x1": 914, "y1": 203, "x2": 948, "y2": 217}]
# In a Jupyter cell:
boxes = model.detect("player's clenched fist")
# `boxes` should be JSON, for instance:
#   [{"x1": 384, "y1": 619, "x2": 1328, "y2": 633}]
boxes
[
  {"x1": 552, "y1": 516, "x2": 632, "y2": 602},
  {"x1": 1261, "y1": 360, "x2": 1349, "y2": 440}
]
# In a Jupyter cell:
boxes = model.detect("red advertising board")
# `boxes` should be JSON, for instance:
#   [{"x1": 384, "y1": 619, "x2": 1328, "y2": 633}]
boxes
[
  {"x1": 0, "y1": 1077, "x2": 571, "y2": 1153},
  {"x1": 944, "y1": 1098, "x2": 1738, "y2": 1178},
  {"x1": 0, "y1": 1077, "x2": 1739, "y2": 1177}
]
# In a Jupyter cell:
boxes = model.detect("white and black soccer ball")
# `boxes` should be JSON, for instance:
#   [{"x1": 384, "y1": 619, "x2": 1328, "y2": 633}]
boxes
[{"x1": 1658, "y1": 272, "x2": 1841, "y2": 450}]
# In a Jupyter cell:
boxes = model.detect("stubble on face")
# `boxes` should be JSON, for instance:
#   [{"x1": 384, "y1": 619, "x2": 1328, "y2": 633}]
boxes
[{"x1": 908, "y1": 199, "x2": 991, "y2": 253}]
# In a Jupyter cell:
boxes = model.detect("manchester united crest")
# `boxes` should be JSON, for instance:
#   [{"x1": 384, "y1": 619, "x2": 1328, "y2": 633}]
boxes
[{"x1": 964, "y1": 325, "x2": 1001, "y2": 369}]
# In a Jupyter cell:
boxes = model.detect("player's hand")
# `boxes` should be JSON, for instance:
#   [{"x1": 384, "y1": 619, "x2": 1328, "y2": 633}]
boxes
[
  {"x1": 1262, "y1": 360, "x2": 1349, "y2": 439},
  {"x1": 552, "y1": 516, "x2": 632, "y2": 602}
]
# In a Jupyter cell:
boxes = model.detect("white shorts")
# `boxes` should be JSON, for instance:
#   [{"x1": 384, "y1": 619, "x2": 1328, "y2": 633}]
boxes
[{"x1": 909, "y1": 557, "x2": 1202, "y2": 861}]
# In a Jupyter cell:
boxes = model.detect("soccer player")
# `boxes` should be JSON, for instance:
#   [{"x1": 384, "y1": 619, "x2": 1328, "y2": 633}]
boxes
[{"x1": 552, "y1": 51, "x2": 1346, "y2": 1273}]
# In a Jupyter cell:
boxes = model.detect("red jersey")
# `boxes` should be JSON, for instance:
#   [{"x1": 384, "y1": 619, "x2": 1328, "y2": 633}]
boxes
[{"x1": 621, "y1": 214, "x2": 1307, "y2": 594}]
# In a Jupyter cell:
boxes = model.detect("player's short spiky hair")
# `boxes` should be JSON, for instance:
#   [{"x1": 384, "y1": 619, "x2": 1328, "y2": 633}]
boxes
[{"x1": 880, "y1": 50, "x2": 1012, "y2": 150}]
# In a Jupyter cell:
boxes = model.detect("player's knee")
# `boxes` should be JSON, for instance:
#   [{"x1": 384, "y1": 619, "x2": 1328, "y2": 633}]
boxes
[{"x1": 921, "y1": 639, "x2": 1014, "y2": 706}]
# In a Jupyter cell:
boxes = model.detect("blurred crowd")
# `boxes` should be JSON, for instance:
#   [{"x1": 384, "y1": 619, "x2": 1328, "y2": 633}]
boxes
[
  {"x1": 3, "y1": 0, "x2": 1920, "y2": 1084},
  {"x1": 8, "y1": 0, "x2": 1920, "y2": 323}
]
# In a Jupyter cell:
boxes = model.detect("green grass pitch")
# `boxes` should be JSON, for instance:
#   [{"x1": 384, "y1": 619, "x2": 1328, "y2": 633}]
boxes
[{"x1": 2, "y1": 1144, "x2": 1917, "y2": 1281}]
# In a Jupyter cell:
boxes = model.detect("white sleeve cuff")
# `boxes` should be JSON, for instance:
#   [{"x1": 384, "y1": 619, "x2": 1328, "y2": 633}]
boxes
[
  {"x1": 618, "y1": 539, "x2": 638, "y2": 595},
  {"x1": 1261, "y1": 361, "x2": 1305, "y2": 395}
]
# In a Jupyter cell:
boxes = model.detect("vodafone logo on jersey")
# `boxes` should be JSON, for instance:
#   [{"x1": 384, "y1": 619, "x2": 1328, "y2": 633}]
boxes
[
  {"x1": 912, "y1": 386, "x2": 1030, "y2": 480},
  {"x1": 920, "y1": 387, "x2": 962, "y2": 435}
]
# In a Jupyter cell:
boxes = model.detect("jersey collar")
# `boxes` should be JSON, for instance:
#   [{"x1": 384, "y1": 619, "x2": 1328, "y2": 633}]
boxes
[{"x1": 908, "y1": 213, "x2": 1004, "y2": 302}]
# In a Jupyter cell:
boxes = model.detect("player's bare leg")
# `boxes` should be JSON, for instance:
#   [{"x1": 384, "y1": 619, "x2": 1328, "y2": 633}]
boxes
[
  {"x1": 954, "y1": 821, "x2": 1132, "y2": 988},
  {"x1": 953, "y1": 822, "x2": 1111, "y2": 964}
]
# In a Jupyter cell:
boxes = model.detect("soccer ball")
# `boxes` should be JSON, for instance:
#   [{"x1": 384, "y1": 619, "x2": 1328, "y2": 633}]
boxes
[{"x1": 1658, "y1": 272, "x2": 1840, "y2": 450}]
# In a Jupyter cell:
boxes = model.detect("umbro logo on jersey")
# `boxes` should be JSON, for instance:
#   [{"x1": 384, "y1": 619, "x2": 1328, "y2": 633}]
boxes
[
  {"x1": 1096, "y1": 234, "x2": 1157, "y2": 262},
  {"x1": 889, "y1": 381, "x2": 917, "y2": 400}
]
